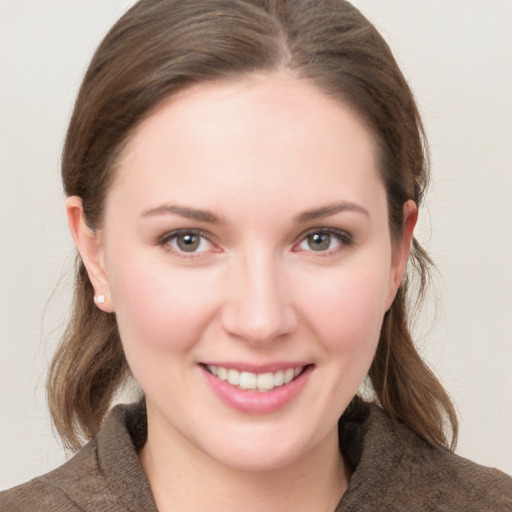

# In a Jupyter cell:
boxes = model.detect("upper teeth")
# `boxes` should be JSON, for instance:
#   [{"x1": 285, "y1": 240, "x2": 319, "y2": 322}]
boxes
[{"x1": 206, "y1": 365, "x2": 304, "y2": 392}]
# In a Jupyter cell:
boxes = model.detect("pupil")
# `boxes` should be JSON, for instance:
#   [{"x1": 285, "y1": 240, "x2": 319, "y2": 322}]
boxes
[
  {"x1": 308, "y1": 233, "x2": 330, "y2": 251},
  {"x1": 177, "y1": 234, "x2": 199, "y2": 252}
]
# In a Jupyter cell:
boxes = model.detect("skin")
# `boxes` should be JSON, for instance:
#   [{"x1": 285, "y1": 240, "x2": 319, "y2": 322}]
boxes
[{"x1": 67, "y1": 74, "x2": 417, "y2": 512}]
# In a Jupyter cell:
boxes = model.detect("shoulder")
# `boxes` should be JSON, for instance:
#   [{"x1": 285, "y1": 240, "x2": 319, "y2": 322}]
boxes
[
  {"x1": 397, "y1": 432, "x2": 512, "y2": 511},
  {"x1": 0, "y1": 402, "x2": 155, "y2": 512},
  {"x1": 0, "y1": 439, "x2": 101, "y2": 511},
  {"x1": 339, "y1": 401, "x2": 512, "y2": 511}
]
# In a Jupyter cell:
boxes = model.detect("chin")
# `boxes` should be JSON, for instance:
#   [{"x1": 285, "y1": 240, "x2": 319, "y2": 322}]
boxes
[
  {"x1": 195, "y1": 420, "x2": 332, "y2": 473},
  {"x1": 207, "y1": 441, "x2": 305, "y2": 472}
]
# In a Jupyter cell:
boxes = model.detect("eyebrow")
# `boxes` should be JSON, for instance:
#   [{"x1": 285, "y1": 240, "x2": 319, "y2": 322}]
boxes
[
  {"x1": 141, "y1": 201, "x2": 368, "y2": 224},
  {"x1": 295, "y1": 202, "x2": 369, "y2": 223},
  {"x1": 141, "y1": 204, "x2": 221, "y2": 223}
]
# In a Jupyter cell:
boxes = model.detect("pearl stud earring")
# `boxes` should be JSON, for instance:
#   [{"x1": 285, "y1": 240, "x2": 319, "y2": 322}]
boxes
[{"x1": 96, "y1": 294, "x2": 105, "y2": 304}]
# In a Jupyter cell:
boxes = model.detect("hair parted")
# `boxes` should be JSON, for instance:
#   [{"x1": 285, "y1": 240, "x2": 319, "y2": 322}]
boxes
[{"x1": 49, "y1": 0, "x2": 458, "y2": 451}]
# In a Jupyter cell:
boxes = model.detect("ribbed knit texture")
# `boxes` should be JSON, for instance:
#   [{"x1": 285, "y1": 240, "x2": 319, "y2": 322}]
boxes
[{"x1": 1, "y1": 400, "x2": 511, "y2": 511}]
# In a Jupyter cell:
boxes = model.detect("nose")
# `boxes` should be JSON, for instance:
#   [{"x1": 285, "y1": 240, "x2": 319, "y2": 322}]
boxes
[{"x1": 220, "y1": 249, "x2": 297, "y2": 345}]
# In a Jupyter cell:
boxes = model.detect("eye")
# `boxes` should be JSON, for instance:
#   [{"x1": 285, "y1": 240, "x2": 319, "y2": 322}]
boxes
[
  {"x1": 160, "y1": 230, "x2": 216, "y2": 255},
  {"x1": 294, "y1": 229, "x2": 352, "y2": 254}
]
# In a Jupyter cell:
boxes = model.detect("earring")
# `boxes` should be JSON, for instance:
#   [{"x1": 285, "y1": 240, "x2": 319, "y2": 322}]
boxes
[{"x1": 96, "y1": 294, "x2": 105, "y2": 304}]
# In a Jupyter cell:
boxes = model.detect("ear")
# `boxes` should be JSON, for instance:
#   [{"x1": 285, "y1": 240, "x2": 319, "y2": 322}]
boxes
[
  {"x1": 66, "y1": 196, "x2": 114, "y2": 313},
  {"x1": 385, "y1": 200, "x2": 418, "y2": 310}
]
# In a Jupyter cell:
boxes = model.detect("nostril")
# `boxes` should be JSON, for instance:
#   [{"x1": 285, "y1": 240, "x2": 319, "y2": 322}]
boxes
[
  {"x1": 220, "y1": 301, "x2": 297, "y2": 344},
  {"x1": 219, "y1": 259, "x2": 297, "y2": 343}
]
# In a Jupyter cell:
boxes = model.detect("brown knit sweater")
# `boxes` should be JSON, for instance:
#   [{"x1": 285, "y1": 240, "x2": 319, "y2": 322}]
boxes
[{"x1": 1, "y1": 400, "x2": 511, "y2": 511}]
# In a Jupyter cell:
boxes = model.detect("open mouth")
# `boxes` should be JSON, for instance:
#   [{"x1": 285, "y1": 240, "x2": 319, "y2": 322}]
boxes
[{"x1": 203, "y1": 364, "x2": 309, "y2": 392}]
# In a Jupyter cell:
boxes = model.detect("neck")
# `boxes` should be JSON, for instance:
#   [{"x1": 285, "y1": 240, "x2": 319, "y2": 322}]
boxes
[{"x1": 140, "y1": 421, "x2": 348, "y2": 512}]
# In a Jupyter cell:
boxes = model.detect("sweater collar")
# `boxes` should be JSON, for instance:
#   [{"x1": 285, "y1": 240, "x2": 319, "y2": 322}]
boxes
[{"x1": 97, "y1": 398, "x2": 408, "y2": 512}]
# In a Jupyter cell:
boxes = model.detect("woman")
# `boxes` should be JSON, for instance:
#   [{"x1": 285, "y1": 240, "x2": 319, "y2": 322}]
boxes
[{"x1": 1, "y1": 0, "x2": 511, "y2": 510}]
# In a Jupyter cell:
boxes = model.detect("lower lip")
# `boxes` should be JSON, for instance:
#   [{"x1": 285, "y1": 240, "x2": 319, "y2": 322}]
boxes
[{"x1": 201, "y1": 365, "x2": 312, "y2": 415}]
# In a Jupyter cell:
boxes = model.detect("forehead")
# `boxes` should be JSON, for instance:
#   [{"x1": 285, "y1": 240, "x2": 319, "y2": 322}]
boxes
[{"x1": 108, "y1": 74, "x2": 384, "y2": 219}]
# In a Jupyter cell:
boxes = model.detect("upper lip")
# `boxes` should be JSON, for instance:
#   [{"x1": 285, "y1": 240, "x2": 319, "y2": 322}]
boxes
[{"x1": 200, "y1": 361, "x2": 312, "y2": 373}]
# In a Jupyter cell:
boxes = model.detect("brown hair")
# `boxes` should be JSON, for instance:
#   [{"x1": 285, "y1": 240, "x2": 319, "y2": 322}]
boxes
[{"x1": 49, "y1": 0, "x2": 458, "y2": 450}]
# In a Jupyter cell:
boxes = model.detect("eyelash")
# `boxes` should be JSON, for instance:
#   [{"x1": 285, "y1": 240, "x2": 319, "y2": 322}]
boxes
[
  {"x1": 157, "y1": 227, "x2": 353, "y2": 257},
  {"x1": 157, "y1": 229, "x2": 219, "y2": 258},
  {"x1": 292, "y1": 228, "x2": 353, "y2": 256}
]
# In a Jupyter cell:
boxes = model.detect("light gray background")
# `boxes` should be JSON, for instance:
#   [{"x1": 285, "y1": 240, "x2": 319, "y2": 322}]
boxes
[{"x1": 1, "y1": 0, "x2": 511, "y2": 489}]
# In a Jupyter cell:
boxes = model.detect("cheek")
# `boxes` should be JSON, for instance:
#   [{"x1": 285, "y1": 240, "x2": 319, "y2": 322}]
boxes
[
  {"x1": 107, "y1": 253, "x2": 221, "y2": 355},
  {"x1": 295, "y1": 260, "x2": 391, "y2": 354}
]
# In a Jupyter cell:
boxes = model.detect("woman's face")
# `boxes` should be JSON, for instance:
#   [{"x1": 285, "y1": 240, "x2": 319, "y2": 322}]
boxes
[{"x1": 78, "y1": 75, "x2": 412, "y2": 471}]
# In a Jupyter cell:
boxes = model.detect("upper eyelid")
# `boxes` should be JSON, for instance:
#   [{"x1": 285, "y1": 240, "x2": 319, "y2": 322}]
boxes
[
  {"x1": 292, "y1": 227, "x2": 353, "y2": 255},
  {"x1": 156, "y1": 226, "x2": 352, "y2": 250},
  {"x1": 157, "y1": 229, "x2": 220, "y2": 255},
  {"x1": 294, "y1": 226, "x2": 352, "y2": 243},
  {"x1": 159, "y1": 228, "x2": 215, "y2": 243}
]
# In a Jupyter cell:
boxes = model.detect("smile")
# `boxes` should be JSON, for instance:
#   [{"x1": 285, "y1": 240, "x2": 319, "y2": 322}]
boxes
[{"x1": 205, "y1": 365, "x2": 306, "y2": 392}]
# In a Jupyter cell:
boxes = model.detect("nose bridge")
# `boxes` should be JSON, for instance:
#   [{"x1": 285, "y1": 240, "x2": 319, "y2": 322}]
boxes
[{"x1": 222, "y1": 245, "x2": 296, "y2": 344}]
